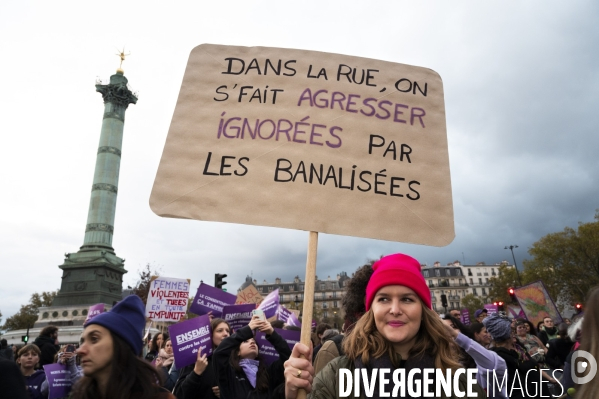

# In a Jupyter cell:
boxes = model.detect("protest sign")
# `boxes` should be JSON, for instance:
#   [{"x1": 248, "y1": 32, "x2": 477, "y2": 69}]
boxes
[
  {"x1": 514, "y1": 281, "x2": 562, "y2": 327},
  {"x1": 236, "y1": 285, "x2": 263, "y2": 305},
  {"x1": 507, "y1": 304, "x2": 525, "y2": 319},
  {"x1": 168, "y1": 315, "x2": 212, "y2": 368},
  {"x1": 84, "y1": 303, "x2": 105, "y2": 324},
  {"x1": 189, "y1": 282, "x2": 237, "y2": 317},
  {"x1": 146, "y1": 276, "x2": 190, "y2": 322},
  {"x1": 286, "y1": 312, "x2": 301, "y2": 327},
  {"x1": 150, "y1": 44, "x2": 454, "y2": 247},
  {"x1": 43, "y1": 363, "x2": 72, "y2": 399},
  {"x1": 276, "y1": 304, "x2": 292, "y2": 321},
  {"x1": 257, "y1": 289, "x2": 280, "y2": 318},
  {"x1": 460, "y1": 308, "x2": 471, "y2": 325},
  {"x1": 484, "y1": 304, "x2": 498, "y2": 317},
  {"x1": 255, "y1": 328, "x2": 301, "y2": 365},
  {"x1": 222, "y1": 304, "x2": 255, "y2": 331}
]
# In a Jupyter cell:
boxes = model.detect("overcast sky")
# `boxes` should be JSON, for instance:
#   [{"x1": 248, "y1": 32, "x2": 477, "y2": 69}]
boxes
[{"x1": 1, "y1": 1, "x2": 598, "y2": 322}]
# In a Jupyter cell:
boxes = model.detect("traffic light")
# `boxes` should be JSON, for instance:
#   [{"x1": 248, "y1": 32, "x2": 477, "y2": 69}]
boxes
[
  {"x1": 441, "y1": 294, "x2": 448, "y2": 308},
  {"x1": 498, "y1": 301, "x2": 504, "y2": 311},
  {"x1": 215, "y1": 273, "x2": 227, "y2": 290},
  {"x1": 22, "y1": 335, "x2": 29, "y2": 343},
  {"x1": 575, "y1": 303, "x2": 583, "y2": 314},
  {"x1": 508, "y1": 287, "x2": 516, "y2": 302}
]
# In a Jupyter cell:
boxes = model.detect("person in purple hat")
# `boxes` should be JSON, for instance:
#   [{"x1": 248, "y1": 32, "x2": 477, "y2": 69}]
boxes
[
  {"x1": 72, "y1": 295, "x2": 175, "y2": 399},
  {"x1": 474, "y1": 308, "x2": 488, "y2": 323}
]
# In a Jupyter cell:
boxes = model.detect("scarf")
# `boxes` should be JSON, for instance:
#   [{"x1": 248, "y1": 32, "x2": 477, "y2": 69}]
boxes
[
  {"x1": 239, "y1": 359, "x2": 259, "y2": 388},
  {"x1": 158, "y1": 349, "x2": 174, "y2": 368},
  {"x1": 353, "y1": 351, "x2": 436, "y2": 399}
]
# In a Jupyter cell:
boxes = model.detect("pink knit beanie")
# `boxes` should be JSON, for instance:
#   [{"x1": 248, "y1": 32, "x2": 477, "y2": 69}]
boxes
[{"x1": 365, "y1": 253, "x2": 431, "y2": 310}]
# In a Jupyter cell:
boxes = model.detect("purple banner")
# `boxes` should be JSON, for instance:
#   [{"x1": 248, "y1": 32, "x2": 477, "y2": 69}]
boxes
[
  {"x1": 168, "y1": 315, "x2": 212, "y2": 368},
  {"x1": 276, "y1": 305, "x2": 292, "y2": 321},
  {"x1": 255, "y1": 328, "x2": 301, "y2": 365},
  {"x1": 507, "y1": 305, "x2": 526, "y2": 319},
  {"x1": 286, "y1": 312, "x2": 301, "y2": 327},
  {"x1": 484, "y1": 304, "x2": 499, "y2": 316},
  {"x1": 43, "y1": 363, "x2": 71, "y2": 399},
  {"x1": 222, "y1": 304, "x2": 255, "y2": 331},
  {"x1": 189, "y1": 283, "x2": 237, "y2": 317},
  {"x1": 460, "y1": 308, "x2": 471, "y2": 325},
  {"x1": 84, "y1": 303, "x2": 105, "y2": 324},
  {"x1": 258, "y1": 289, "x2": 279, "y2": 319}
]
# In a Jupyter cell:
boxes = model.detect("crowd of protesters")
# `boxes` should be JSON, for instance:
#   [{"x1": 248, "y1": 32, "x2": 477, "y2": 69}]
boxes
[{"x1": 1, "y1": 253, "x2": 598, "y2": 399}]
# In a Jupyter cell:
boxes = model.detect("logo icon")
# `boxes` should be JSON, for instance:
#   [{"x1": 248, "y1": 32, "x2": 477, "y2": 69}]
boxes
[{"x1": 571, "y1": 350, "x2": 597, "y2": 385}]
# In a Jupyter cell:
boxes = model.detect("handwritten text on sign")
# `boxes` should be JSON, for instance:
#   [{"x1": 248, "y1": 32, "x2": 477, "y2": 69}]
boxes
[
  {"x1": 145, "y1": 277, "x2": 190, "y2": 322},
  {"x1": 150, "y1": 44, "x2": 454, "y2": 246}
]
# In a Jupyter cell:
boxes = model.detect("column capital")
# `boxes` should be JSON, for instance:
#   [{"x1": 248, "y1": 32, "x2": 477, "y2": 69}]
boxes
[{"x1": 96, "y1": 73, "x2": 137, "y2": 109}]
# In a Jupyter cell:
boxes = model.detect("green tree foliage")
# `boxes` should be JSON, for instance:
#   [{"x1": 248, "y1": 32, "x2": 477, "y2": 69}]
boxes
[
  {"x1": 488, "y1": 264, "x2": 521, "y2": 304},
  {"x1": 461, "y1": 294, "x2": 485, "y2": 318},
  {"x1": 2, "y1": 291, "x2": 57, "y2": 331},
  {"x1": 132, "y1": 263, "x2": 160, "y2": 305},
  {"x1": 522, "y1": 211, "x2": 599, "y2": 305}
]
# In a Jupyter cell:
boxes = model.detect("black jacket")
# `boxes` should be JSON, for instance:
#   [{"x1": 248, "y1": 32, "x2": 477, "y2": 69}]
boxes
[
  {"x1": 33, "y1": 335, "x2": 59, "y2": 367},
  {"x1": 545, "y1": 337, "x2": 574, "y2": 370},
  {"x1": 213, "y1": 326, "x2": 290, "y2": 399},
  {"x1": 178, "y1": 358, "x2": 218, "y2": 399},
  {"x1": 491, "y1": 346, "x2": 550, "y2": 398}
]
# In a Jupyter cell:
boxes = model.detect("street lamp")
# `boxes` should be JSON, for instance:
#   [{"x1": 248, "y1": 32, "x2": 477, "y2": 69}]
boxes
[
  {"x1": 504, "y1": 245, "x2": 523, "y2": 286},
  {"x1": 294, "y1": 295, "x2": 302, "y2": 317}
]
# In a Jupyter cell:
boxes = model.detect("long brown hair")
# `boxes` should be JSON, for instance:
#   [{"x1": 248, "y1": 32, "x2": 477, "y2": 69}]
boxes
[
  {"x1": 229, "y1": 341, "x2": 269, "y2": 392},
  {"x1": 71, "y1": 332, "x2": 163, "y2": 399},
  {"x1": 343, "y1": 303, "x2": 462, "y2": 370}
]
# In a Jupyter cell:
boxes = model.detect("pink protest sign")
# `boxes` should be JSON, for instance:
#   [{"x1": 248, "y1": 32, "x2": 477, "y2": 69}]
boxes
[{"x1": 84, "y1": 303, "x2": 105, "y2": 324}]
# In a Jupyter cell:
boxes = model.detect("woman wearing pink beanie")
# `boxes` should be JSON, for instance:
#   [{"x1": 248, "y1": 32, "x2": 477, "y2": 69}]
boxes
[{"x1": 283, "y1": 253, "x2": 486, "y2": 399}]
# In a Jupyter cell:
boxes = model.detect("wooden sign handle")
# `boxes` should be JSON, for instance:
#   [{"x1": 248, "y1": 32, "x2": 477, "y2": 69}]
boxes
[{"x1": 297, "y1": 231, "x2": 318, "y2": 399}]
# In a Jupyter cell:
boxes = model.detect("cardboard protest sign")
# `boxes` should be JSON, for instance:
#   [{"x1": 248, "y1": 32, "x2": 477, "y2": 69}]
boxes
[
  {"x1": 168, "y1": 315, "x2": 212, "y2": 368},
  {"x1": 150, "y1": 44, "x2": 454, "y2": 246},
  {"x1": 255, "y1": 328, "x2": 301, "y2": 365},
  {"x1": 84, "y1": 303, "x2": 105, "y2": 324},
  {"x1": 222, "y1": 304, "x2": 255, "y2": 331},
  {"x1": 460, "y1": 308, "x2": 471, "y2": 325},
  {"x1": 236, "y1": 285, "x2": 264, "y2": 305},
  {"x1": 146, "y1": 277, "x2": 190, "y2": 322},
  {"x1": 43, "y1": 363, "x2": 72, "y2": 399},
  {"x1": 514, "y1": 281, "x2": 562, "y2": 327},
  {"x1": 257, "y1": 289, "x2": 279, "y2": 318},
  {"x1": 484, "y1": 304, "x2": 499, "y2": 317},
  {"x1": 189, "y1": 282, "x2": 237, "y2": 317}
]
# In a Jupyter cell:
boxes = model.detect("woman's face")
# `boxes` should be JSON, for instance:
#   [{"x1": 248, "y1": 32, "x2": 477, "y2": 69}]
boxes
[
  {"x1": 371, "y1": 285, "x2": 422, "y2": 354},
  {"x1": 77, "y1": 324, "x2": 114, "y2": 379},
  {"x1": 442, "y1": 318, "x2": 458, "y2": 331},
  {"x1": 18, "y1": 351, "x2": 39, "y2": 370},
  {"x1": 238, "y1": 338, "x2": 259, "y2": 359},
  {"x1": 164, "y1": 340, "x2": 173, "y2": 355},
  {"x1": 156, "y1": 334, "x2": 164, "y2": 349},
  {"x1": 516, "y1": 324, "x2": 528, "y2": 337},
  {"x1": 475, "y1": 327, "x2": 492, "y2": 346},
  {"x1": 212, "y1": 322, "x2": 230, "y2": 347}
]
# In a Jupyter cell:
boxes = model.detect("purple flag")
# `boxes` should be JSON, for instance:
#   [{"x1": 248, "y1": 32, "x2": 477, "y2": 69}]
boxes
[
  {"x1": 460, "y1": 308, "x2": 471, "y2": 325},
  {"x1": 84, "y1": 303, "x2": 105, "y2": 324},
  {"x1": 43, "y1": 363, "x2": 71, "y2": 399},
  {"x1": 258, "y1": 289, "x2": 279, "y2": 319},
  {"x1": 222, "y1": 304, "x2": 255, "y2": 331},
  {"x1": 286, "y1": 312, "x2": 301, "y2": 327},
  {"x1": 168, "y1": 315, "x2": 212, "y2": 368},
  {"x1": 276, "y1": 305, "x2": 292, "y2": 321},
  {"x1": 484, "y1": 303, "x2": 499, "y2": 316},
  {"x1": 255, "y1": 328, "x2": 301, "y2": 365},
  {"x1": 189, "y1": 283, "x2": 237, "y2": 317}
]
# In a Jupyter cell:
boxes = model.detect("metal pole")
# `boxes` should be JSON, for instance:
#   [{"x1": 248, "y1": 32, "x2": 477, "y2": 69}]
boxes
[{"x1": 505, "y1": 245, "x2": 523, "y2": 286}]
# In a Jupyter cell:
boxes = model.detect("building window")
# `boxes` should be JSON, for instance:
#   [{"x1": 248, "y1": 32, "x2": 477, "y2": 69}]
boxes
[
  {"x1": 469, "y1": 278, "x2": 473, "y2": 284},
  {"x1": 320, "y1": 283, "x2": 325, "y2": 290},
  {"x1": 435, "y1": 269, "x2": 440, "y2": 277},
  {"x1": 323, "y1": 302, "x2": 328, "y2": 309},
  {"x1": 423, "y1": 271, "x2": 429, "y2": 277},
  {"x1": 300, "y1": 285, "x2": 304, "y2": 291},
  {"x1": 473, "y1": 289, "x2": 478, "y2": 296},
  {"x1": 478, "y1": 278, "x2": 482, "y2": 284},
  {"x1": 333, "y1": 301, "x2": 338, "y2": 308},
  {"x1": 482, "y1": 288, "x2": 487, "y2": 295},
  {"x1": 446, "y1": 269, "x2": 451, "y2": 276},
  {"x1": 333, "y1": 291, "x2": 337, "y2": 298},
  {"x1": 324, "y1": 311, "x2": 328, "y2": 318},
  {"x1": 433, "y1": 303, "x2": 437, "y2": 311},
  {"x1": 485, "y1": 278, "x2": 489, "y2": 283}
]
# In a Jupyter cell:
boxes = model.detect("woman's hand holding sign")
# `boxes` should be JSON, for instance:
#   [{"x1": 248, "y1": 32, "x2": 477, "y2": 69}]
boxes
[
  {"x1": 193, "y1": 346, "x2": 209, "y2": 375},
  {"x1": 284, "y1": 342, "x2": 314, "y2": 399}
]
